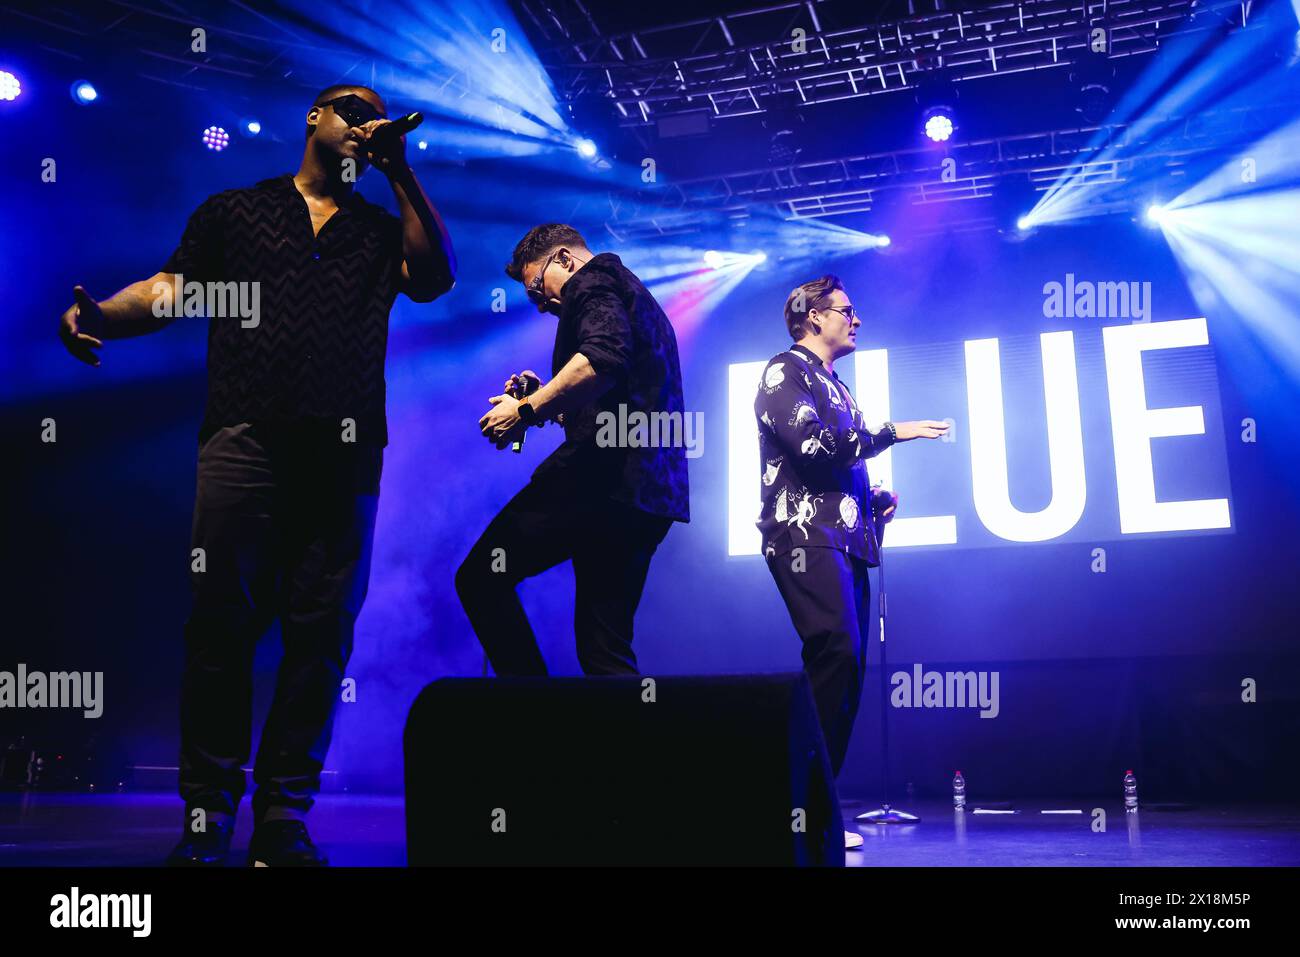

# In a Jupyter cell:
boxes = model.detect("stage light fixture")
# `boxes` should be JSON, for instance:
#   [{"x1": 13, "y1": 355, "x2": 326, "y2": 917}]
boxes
[
  {"x1": 0, "y1": 71, "x2": 21, "y2": 101},
  {"x1": 878, "y1": 235, "x2": 892, "y2": 247},
  {"x1": 925, "y1": 114, "x2": 953, "y2": 142},
  {"x1": 70, "y1": 81, "x2": 98, "y2": 105},
  {"x1": 244, "y1": 120, "x2": 261, "y2": 136},
  {"x1": 1070, "y1": 34, "x2": 1116, "y2": 125},
  {"x1": 762, "y1": 109, "x2": 806, "y2": 165},
  {"x1": 1145, "y1": 203, "x2": 1168, "y2": 226},
  {"x1": 1017, "y1": 215, "x2": 1033, "y2": 231},
  {"x1": 417, "y1": 140, "x2": 428, "y2": 150},
  {"x1": 575, "y1": 137, "x2": 598, "y2": 159},
  {"x1": 1076, "y1": 83, "x2": 1112, "y2": 124},
  {"x1": 922, "y1": 106, "x2": 955, "y2": 143},
  {"x1": 702, "y1": 250, "x2": 726, "y2": 269},
  {"x1": 202, "y1": 126, "x2": 230, "y2": 152}
]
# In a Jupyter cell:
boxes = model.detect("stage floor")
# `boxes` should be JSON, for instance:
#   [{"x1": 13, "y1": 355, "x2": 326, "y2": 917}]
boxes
[{"x1": 2, "y1": 792, "x2": 1298, "y2": 866}]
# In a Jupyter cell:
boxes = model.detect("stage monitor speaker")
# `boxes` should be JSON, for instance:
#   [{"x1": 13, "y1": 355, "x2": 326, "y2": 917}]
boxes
[{"x1": 404, "y1": 674, "x2": 843, "y2": 866}]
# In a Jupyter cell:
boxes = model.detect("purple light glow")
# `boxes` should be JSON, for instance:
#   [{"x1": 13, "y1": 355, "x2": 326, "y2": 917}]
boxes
[{"x1": 202, "y1": 126, "x2": 230, "y2": 151}]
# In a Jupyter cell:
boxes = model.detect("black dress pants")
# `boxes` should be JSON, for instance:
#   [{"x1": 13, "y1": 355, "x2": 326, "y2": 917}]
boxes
[
  {"x1": 179, "y1": 423, "x2": 381, "y2": 823},
  {"x1": 767, "y1": 546, "x2": 871, "y2": 777},
  {"x1": 455, "y1": 478, "x2": 673, "y2": 676}
]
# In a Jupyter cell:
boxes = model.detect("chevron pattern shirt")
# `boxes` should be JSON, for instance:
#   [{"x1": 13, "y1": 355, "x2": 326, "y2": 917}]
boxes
[{"x1": 163, "y1": 174, "x2": 405, "y2": 446}]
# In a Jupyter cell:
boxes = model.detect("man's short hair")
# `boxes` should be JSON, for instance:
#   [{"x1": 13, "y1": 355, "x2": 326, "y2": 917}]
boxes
[
  {"x1": 783, "y1": 274, "x2": 845, "y2": 340},
  {"x1": 305, "y1": 84, "x2": 382, "y2": 141},
  {"x1": 505, "y1": 224, "x2": 588, "y2": 281}
]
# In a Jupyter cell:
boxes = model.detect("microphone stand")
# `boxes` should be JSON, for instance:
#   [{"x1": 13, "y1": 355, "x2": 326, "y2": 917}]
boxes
[{"x1": 857, "y1": 501, "x2": 920, "y2": 825}]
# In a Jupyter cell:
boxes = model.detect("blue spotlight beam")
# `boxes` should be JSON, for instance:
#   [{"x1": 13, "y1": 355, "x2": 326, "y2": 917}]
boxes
[
  {"x1": 1156, "y1": 190, "x2": 1300, "y2": 383},
  {"x1": 279, "y1": 0, "x2": 572, "y2": 156},
  {"x1": 1026, "y1": 0, "x2": 1298, "y2": 229}
]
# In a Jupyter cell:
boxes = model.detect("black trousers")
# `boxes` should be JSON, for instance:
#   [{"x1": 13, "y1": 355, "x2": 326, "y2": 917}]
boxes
[
  {"x1": 455, "y1": 479, "x2": 673, "y2": 676},
  {"x1": 767, "y1": 546, "x2": 871, "y2": 778},
  {"x1": 180, "y1": 423, "x2": 381, "y2": 823}
]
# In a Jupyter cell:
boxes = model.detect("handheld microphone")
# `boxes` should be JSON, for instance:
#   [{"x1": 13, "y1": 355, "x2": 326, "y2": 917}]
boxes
[
  {"x1": 510, "y1": 373, "x2": 539, "y2": 454},
  {"x1": 869, "y1": 483, "x2": 897, "y2": 546},
  {"x1": 369, "y1": 111, "x2": 423, "y2": 150}
]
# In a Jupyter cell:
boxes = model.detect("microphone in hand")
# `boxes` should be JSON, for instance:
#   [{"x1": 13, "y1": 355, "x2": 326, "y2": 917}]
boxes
[
  {"x1": 508, "y1": 371, "x2": 540, "y2": 454},
  {"x1": 364, "y1": 112, "x2": 423, "y2": 170}
]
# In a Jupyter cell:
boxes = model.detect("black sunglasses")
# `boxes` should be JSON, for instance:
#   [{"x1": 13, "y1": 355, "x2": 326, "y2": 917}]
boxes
[
  {"x1": 527, "y1": 250, "x2": 561, "y2": 305},
  {"x1": 316, "y1": 93, "x2": 386, "y2": 128}
]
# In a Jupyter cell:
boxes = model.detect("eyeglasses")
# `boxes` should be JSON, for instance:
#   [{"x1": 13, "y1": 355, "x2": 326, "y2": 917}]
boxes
[
  {"x1": 526, "y1": 250, "x2": 560, "y2": 305},
  {"x1": 316, "y1": 93, "x2": 386, "y2": 129},
  {"x1": 822, "y1": 304, "x2": 859, "y2": 322}
]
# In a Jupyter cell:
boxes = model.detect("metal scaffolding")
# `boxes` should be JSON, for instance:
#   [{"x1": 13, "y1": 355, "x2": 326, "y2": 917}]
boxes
[
  {"x1": 518, "y1": 0, "x2": 1252, "y2": 125},
  {"x1": 599, "y1": 100, "x2": 1281, "y2": 240}
]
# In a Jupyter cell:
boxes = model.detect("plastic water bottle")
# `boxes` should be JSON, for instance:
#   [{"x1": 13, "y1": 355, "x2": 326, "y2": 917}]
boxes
[
  {"x1": 952, "y1": 770, "x2": 966, "y2": 810},
  {"x1": 1123, "y1": 770, "x2": 1138, "y2": 812}
]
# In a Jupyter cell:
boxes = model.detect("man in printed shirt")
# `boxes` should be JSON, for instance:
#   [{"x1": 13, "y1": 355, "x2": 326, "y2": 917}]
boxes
[
  {"x1": 754, "y1": 274, "x2": 947, "y2": 849},
  {"x1": 464, "y1": 224, "x2": 689, "y2": 675}
]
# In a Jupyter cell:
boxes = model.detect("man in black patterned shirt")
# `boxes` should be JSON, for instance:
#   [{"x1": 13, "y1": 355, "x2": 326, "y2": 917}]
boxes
[
  {"x1": 754, "y1": 275, "x2": 946, "y2": 847},
  {"x1": 56, "y1": 84, "x2": 456, "y2": 866}
]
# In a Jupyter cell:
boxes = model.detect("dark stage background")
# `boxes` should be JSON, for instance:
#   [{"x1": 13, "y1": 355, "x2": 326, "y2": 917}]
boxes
[{"x1": 3, "y1": 0, "x2": 1299, "y2": 804}]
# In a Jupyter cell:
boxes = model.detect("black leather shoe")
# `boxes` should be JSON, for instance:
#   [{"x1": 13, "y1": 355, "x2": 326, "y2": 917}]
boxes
[
  {"x1": 165, "y1": 817, "x2": 234, "y2": 867},
  {"x1": 247, "y1": 820, "x2": 328, "y2": 867}
]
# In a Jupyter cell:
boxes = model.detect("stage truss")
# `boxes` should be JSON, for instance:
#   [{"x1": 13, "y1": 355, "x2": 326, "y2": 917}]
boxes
[
  {"x1": 597, "y1": 100, "x2": 1281, "y2": 240},
  {"x1": 517, "y1": 0, "x2": 1253, "y2": 125}
]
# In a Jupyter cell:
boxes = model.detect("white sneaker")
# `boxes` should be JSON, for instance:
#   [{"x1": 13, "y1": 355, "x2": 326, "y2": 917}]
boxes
[{"x1": 844, "y1": 829, "x2": 864, "y2": 850}]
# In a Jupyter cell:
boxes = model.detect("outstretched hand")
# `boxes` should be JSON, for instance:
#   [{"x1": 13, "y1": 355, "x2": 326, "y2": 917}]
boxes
[
  {"x1": 894, "y1": 420, "x2": 949, "y2": 440},
  {"x1": 58, "y1": 285, "x2": 105, "y2": 367}
]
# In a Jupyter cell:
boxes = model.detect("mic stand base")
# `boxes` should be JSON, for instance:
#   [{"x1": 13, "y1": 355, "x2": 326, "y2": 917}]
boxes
[{"x1": 856, "y1": 805, "x2": 921, "y2": 824}]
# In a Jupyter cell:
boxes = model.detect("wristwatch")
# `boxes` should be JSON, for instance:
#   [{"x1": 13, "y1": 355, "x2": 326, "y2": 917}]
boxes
[{"x1": 517, "y1": 398, "x2": 539, "y2": 427}]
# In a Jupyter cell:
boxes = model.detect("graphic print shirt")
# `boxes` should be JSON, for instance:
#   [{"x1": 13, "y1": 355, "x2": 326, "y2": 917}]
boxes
[{"x1": 753, "y1": 343, "x2": 895, "y2": 563}]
